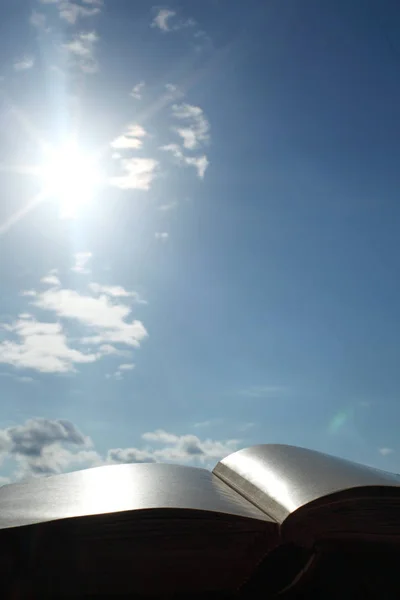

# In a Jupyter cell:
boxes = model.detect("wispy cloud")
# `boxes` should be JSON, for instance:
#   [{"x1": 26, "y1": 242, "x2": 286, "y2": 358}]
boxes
[
  {"x1": 41, "y1": 274, "x2": 61, "y2": 287},
  {"x1": 151, "y1": 9, "x2": 176, "y2": 32},
  {"x1": 39, "y1": 0, "x2": 103, "y2": 23},
  {"x1": 110, "y1": 157, "x2": 158, "y2": 191},
  {"x1": 151, "y1": 8, "x2": 195, "y2": 33},
  {"x1": 164, "y1": 83, "x2": 184, "y2": 101},
  {"x1": 184, "y1": 155, "x2": 209, "y2": 178},
  {"x1": 13, "y1": 56, "x2": 35, "y2": 71},
  {"x1": 160, "y1": 102, "x2": 210, "y2": 178},
  {"x1": 71, "y1": 252, "x2": 92, "y2": 274},
  {"x1": 106, "y1": 362, "x2": 135, "y2": 381},
  {"x1": 30, "y1": 11, "x2": 48, "y2": 30},
  {"x1": 58, "y1": 0, "x2": 101, "y2": 24},
  {"x1": 0, "y1": 372, "x2": 35, "y2": 384},
  {"x1": 194, "y1": 418, "x2": 222, "y2": 428},
  {"x1": 131, "y1": 81, "x2": 145, "y2": 100},
  {"x1": 379, "y1": 447, "x2": 394, "y2": 456},
  {"x1": 89, "y1": 283, "x2": 147, "y2": 303},
  {"x1": 118, "y1": 363, "x2": 135, "y2": 371},
  {"x1": 111, "y1": 124, "x2": 147, "y2": 150},
  {"x1": 172, "y1": 103, "x2": 210, "y2": 150},
  {"x1": 158, "y1": 200, "x2": 178, "y2": 211},
  {"x1": 155, "y1": 232, "x2": 169, "y2": 241},
  {"x1": 161, "y1": 143, "x2": 209, "y2": 178},
  {"x1": 193, "y1": 29, "x2": 213, "y2": 53},
  {"x1": 63, "y1": 31, "x2": 99, "y2": 72}
]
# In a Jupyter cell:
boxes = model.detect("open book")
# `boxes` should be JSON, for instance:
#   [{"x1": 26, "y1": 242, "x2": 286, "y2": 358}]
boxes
[{"x1": 0, "y1": 444, "x2": 399, "y2": 597}]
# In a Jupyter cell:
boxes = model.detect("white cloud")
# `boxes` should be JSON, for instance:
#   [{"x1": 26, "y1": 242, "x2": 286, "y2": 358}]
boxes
[
  {"x1": 155, "y1": 232, "x2": 169, "y2": 241},
  {"x1": 98, "y1": 344, "x2": 122, "y2": 356},
  {"x1": 142, "y1": 430, "x2": 181, "y2": 444},
  {"x1": 64, "y1": 31, "x2": 98, "y2": 56},
  {"x1": 0, "y1": 417, "x2": 101, "y2": 477},
  {"x1": 151, "y1": 9, "x2": 176, "y2": 31},
  {"x1": 118, "y1": 363, "x2": 135, "y2": 371},
  {"x1": 172, "y1": 103, "x2": 210, "y2": 150},
  {"x1": 379, "y1": 448, "x2": 394, "y2": 456},
  {"x1": 107, "y1": 362, "x2": 135, "y2": 380},
  {"x1": 0, "y1": 418, "x2": 240, "y2": 480},
  {"x1": 7, "y1": 418, "x2": 91, "y2": 455},
  {"x1": 71, "y1": 251, "x2": 92, "y2": 274},
  {"x1": 63, "y1": 31, "x2": 99, "y2": 72},
  {"x1": 184, "y1": 155, "x2": 209, "y2": 178},
  {"x1": 107, "y1": 430, "x2": 238, "y2": 466},
  {"x1": 0, "y1": 318, "x2": 98, "y2": 374},
  {"x1": 17, "y1": 446, "x2": 101, "y2": 478},
  {"x1": 41, "y1": 274, "x2": 61, "y2": 287},
  {"x1": 107, "y1": 447, "x2": 155, "y2": 464},
  {"x1": 111, "y1": 138, "x2": 141, "y2": 150},
  {"x1": 110, "y1": 157, "x2": 158, "y2": 191},
  {"x1": 0, "y1": 264, "x2": 147, "y2": 375},
  {"x1": 88, "y1": 283, "x2": 146, "y2": 303},
  {"x1": 14, "y1": 56, "x2": 35, "y2": 71},
  {"x1": 111, "y1": 124, "x2": 147, "y2": 150},
  {"x1": 161, "y1": 144, "x2": 208, "y2": 178},
  {"x1": 140, "y1": 429, "x2": 239, "y2": 464},
  {"x1": 21, "y1": 290, "x2": 37, "y2": 297},
  {"x1": 110, "y1": 124, "x2": 157, "y2": 190},
  {"x1": 34, "y1": 287, "x2": 148, "y2": 348},
  {"x1": 131, "y1": 81, "x2": 145, "y2": 100}
]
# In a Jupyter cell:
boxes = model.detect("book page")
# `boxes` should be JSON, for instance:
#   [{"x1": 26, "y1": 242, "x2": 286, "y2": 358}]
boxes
[
  {"x1": 0, "y1": 462, "x2": 273, "y2": 530},
  {"x1": 213, "y1": 444, "x2": 400, "y2": 523}
]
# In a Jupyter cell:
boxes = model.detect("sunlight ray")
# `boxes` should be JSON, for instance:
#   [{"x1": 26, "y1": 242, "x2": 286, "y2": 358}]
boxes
[{"x1": 0, "y1": 191, "x2": 48, "y2": 237}]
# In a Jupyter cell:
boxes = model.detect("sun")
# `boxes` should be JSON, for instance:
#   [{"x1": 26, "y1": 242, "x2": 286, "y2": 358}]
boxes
[{"x1": 39, "y1": 139, "x2": 101, "y2": 218}]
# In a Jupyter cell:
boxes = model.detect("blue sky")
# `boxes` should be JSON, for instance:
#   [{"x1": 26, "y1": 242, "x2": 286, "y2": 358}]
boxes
[{"x1": 0, "y1": 0, "x2": 399, "y2": 484}]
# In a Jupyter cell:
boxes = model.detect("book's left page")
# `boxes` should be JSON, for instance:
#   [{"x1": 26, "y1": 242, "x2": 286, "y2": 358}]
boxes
[{"x1": 0, "y1": 462, "x2": 275, "y2": 529}]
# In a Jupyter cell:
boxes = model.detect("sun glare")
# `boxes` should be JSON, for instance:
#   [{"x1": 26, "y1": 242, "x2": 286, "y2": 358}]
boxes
[{"x1": 40, "y1": 140, "x2": 101, "y2": 218}]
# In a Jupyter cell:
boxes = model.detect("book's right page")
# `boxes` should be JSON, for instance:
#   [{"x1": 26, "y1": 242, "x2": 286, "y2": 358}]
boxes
[{"x1": 213, "y1": 444, "x2": 400, "y2": 523}]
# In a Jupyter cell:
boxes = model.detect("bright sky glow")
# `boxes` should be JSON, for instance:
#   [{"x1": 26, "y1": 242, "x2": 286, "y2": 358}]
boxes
[{"x1": 39, "y1": 140, "x2": 101, "y2": 218}]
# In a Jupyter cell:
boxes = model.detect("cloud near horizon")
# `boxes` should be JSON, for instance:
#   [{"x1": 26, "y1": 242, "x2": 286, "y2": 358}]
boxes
[{"x1": 0, "y1": 418, "x2": 240, "y2": 482}]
